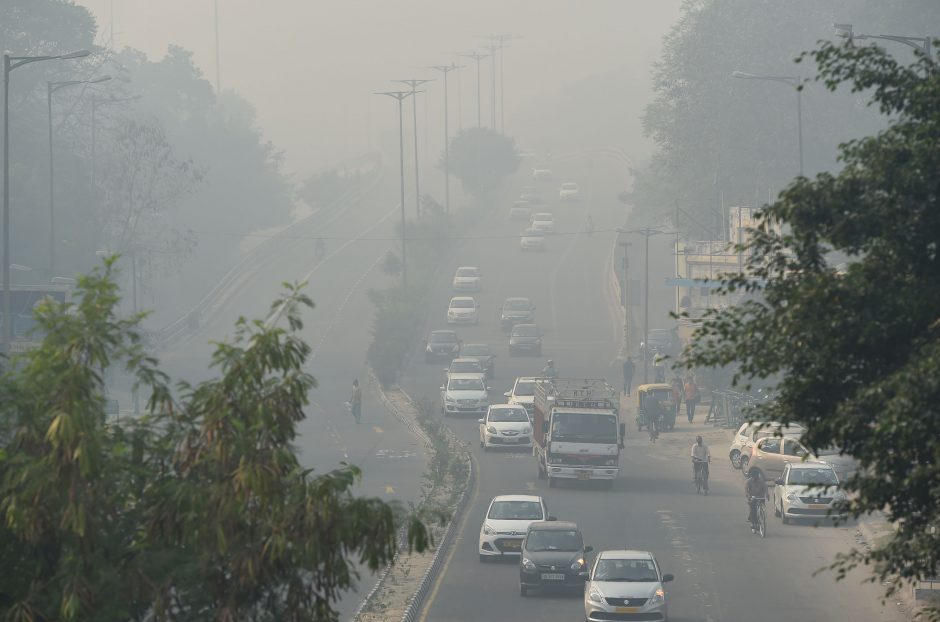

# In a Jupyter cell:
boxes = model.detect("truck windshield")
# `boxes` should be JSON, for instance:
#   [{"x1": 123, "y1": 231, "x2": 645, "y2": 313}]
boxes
[{"x1": 551, "y1": 412, "x2": 618, "y2": 443}]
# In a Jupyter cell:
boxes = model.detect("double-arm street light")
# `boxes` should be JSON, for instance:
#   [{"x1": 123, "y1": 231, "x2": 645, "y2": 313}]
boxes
[
  {"x1": 461, "y1": 51, "x2": 489, "y2": 128},
  {"x1": 374, "y1": 90, "x2": 415, "y2": 292},
  {"x1": 428, "y1": 64, "x2": 461, "y2": 213},
  {"x1": 48, "y1": 75, "x2": 111, "y2": 277},
  {"x1": 395, "y1": 79, "x2": 434, "y2": 220},
  {"x1": 732, "y1": 71, "x2": 807, "y2": 177},
  {"x1": 3, "y1": 48, "x2": 91, "y2": 351},
  {"x1": 479, "y1": 34, "x2": 522, "y2": 133},
  {"x1": 834, "y1": 23, "x2": 933, "y2": 57}
]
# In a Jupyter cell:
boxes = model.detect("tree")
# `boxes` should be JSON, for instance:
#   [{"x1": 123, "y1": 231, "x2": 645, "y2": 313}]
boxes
[
  {"x1": 0, "y1": 261, "x2": 429, "y2": 621},
  {"x1": 684, "y1": 40, "x2": 940, "y2": 611},
  {"x1": 443, "y1": 127, "x2": 519, "y2": 201}
]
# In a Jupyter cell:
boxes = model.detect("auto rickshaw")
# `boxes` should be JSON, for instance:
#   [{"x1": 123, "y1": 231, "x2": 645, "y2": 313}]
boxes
[{"x1": 635, "y1": 383, "x2": 677, "y2": 432}]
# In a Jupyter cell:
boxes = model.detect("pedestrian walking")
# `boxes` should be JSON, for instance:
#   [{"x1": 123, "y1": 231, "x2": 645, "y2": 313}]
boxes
[
  {"x1": 350, "y1": 378, "x2": 362, "y2": 424},
  {"x1": 684, "y1": 375, "x2": 699, "y2": 423},
  {"x1": 671, "y1": 376, "x2": 683, "y2": 420},
  {"x1": 622, "y1": 357, "x2": 635, "y2": 396}
]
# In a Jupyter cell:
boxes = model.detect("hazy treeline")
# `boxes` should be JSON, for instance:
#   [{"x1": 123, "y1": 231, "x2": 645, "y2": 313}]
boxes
[{"x1": 631, "y1": 0, "x2": 940, "y2": 238}]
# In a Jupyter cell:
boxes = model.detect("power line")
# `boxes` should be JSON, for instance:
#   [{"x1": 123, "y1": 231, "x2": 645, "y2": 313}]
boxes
[{"x1": 186, "y1": 227, "x2": 626, "y2": 242}]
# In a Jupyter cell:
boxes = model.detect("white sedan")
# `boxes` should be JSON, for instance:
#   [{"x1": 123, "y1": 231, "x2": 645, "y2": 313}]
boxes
[
  {"x1": 479, "y1": 404, "x2": 532, "y2": 450},
  {"x1": 447, "y1": 296, "x2": 479, "y2": 325},
  {"x1": 520, "y1": 228, "x2": 545, "y2": 251},
  {"x1": 452, "y1": 266, "x2": 481, "y2": 291},
  {"x1": 531, "y1": 212, "x2": 555, "y2": 233},
  {"x1": 772, "y1": 463, "x2": 848, "y2": 524}
]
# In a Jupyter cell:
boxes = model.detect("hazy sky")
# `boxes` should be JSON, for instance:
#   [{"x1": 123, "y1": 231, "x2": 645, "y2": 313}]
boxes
[{"x1": 78, "y1": 1, "x2": 683, "y2": 176}]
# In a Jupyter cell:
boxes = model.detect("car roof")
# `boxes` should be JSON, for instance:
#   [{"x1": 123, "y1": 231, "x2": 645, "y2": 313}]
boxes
[
  {"x1": 430, "y1": 330, "x2": 457, "y2": 336},
  {"x1": 505, "y1": 296, "x2": 531, "y2": 302},
  {"x1": 515, "y1": 376, "x2": 539, "y2": 383},
  {"x1": 528, "y1": 520, "x2": 579, "y2": 531},
  {"x1": 489, "y1": 403, "x2": 526, "y2": 410},
  {"x1": 450, "y1": 357, "x2": 481, "y2": 365},
  {"x1": 534, "y1": 212, "x2": 553, "y2": 217},
  {"x1": 456, "y1": 266, "x2": 478, "y2": 270},
  {"x1": 598, "y1": 550, "x2": 655, "y2": 560},
  {"x1": 450, "y1": 296, "x2": 476, "y2": 302},
  {"x1": 448, "y1": 373, "x2": 485, "y2": 380},
  {"x1": 491, "y1": 494, "x2": 543, "y2": 503},
  {"x1": 562, "y1": 182, "x2": 577, "y2": 186},
  {"x1": 787, "y1": 462, "x2": 835, "y2": 471}
]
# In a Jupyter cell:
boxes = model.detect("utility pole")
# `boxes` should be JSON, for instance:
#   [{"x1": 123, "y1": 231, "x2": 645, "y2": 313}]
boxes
[
  {"x1": 213, "y1": 0, "x2": 222, "y2": 93},
  {"x1": 622, "y1": 227, "x2": 669, "y2": 384},
  {"x1": 480, "y1": 35, "x2": 522, "y2": 133},
  {"x1": 618, "y1": 241, "x2": 632, "y2": 353},
  {"x1": 374, "y1": 90, "x2": 414, "y2": 291},
  {"x1": 462, "y1": 51, "x2": 489, "y2": 127},
  {"x1": 429, "y1": 64, "x2": 461, "y2": 213},
  {"x1": 396, "y1": 79, "x2": 433, "y2": 219}
]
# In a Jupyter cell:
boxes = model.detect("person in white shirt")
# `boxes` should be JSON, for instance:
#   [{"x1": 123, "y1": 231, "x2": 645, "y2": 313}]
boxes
[{"x1": 691, "y1": 435, "x2": 711, "y2": 492}]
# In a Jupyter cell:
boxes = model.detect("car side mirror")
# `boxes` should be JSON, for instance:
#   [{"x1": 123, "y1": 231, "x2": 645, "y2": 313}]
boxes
[
  {"x1": 547, "y1": 515, "x2": 557, "y2": 521},
  {"x1": 486, "y1": 386, "x2": 492, "y2": 392},
  {"x1": 775, "y1": 478, "x2": 784, "y2": 486},
  {"x1": 662, "y1": 574, "x2": 674, "y2": 583},
  {"x1": 584, "y1": 545, "x2": 594, "y2": 553},
  {"x1": 478, "y1": 419, "x2": 485, "y2": 424},
  {"x1": 504, "y1": 391, "x2": 511, "y2": 397},
  {"x1": 439, "y1": 386, "x2": 445, "y2": 391}
]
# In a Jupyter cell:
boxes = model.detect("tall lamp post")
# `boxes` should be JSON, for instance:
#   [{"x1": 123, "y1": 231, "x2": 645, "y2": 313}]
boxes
[
  {"x1": 429, "y1": 64, "x2": 461, "y2": 213},
  {"x1": 47, "y1": 75, "x2": 110, "y2": 277},
  {"x1": 620, "y1": 227, "x2": 670, "y2": 384},
  {"x1": 3, "y1": 49, "x2": 90, "y2": 352},
  {"x1": 374, "y1": 90, "x2": 415, "y2": 292},
  {"x1": 396, "y1": 79, "x2": 433, "y2": 220},
  {"x1": 732, "y1": 71, "x2": 807, "y2": 177},
  {"x1": 461, "y1": 51, "x2": 489, "y2": 127},
  {"x1": 834, "y1": 23, "x2": 933, "y2": 57},
  {"x1": 480, "y1": 34, "x2": 522, "y2": 133}
]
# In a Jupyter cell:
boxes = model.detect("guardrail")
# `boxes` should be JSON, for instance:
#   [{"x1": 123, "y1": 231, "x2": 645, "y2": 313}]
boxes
[
  {"x1": 706, "y1": 389, "x2": 756, "y2": 429},
  {"x1": 154, "y1": 154, "x2": 383, "y2": 350}
]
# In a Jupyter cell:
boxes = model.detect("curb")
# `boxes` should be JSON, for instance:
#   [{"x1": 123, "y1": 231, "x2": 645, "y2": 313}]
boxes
[{"x1": 855, "y1": 513, "x2": 925, "y2": 615}]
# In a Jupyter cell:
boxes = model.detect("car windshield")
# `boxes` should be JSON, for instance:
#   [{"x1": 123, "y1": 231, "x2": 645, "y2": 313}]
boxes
[
  {"x1": 488, "y1": 500, "x2": 543, "y2": 520},
  {"x1": 429, "y1": 332, "x2": 456, "y2": 343},
  {"x1": 594, "y1": 559, "x2": 658, "y2": 582},
  {"x1": 449, "y1": 378, "x2": 485, "y2": 391},
  {"x1": 535, "y1": 213, "x2": 553, "y2": 220},
  {"x1": 456, "y1": 268, "x2": 478, "y2": 277},
  {"x1": 525, "y1": 530, "x2": 582, "y2": 552},
  {"x1": 514, "y1": 381, "x2": 536, "y2": 396},
  {"x1": 489, "y1": 408, "x2": 528, "y2": 423},
  {"x1": 450, "y1": 299, "x2": 474, "y2": 308},
  {"x1": 450, "y1": 361, "x2": 482, "y2": 373},
  {"x1": 505, "y1": 299, "x2": 530, "y2": 310},
  {"x1": 551, "y1": 412, "x2": 618, "y2": 443},
  {"x1": 461, "y1": 345, "x2": 489, "y2": 356},
  {"x1": 788, "y1": 468, "x2": 839, "y2": 486},
  {"x1": 513, "y1": 325, "x2": 540, "y2": 337},
  {"x1": 562, "y1": 183, "x2": 577, "y2": 189}
]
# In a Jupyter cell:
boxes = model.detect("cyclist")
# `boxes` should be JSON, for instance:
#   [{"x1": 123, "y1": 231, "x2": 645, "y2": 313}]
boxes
[
  {"x1": 690, "y1": 435, "x2": 711, "y2": 492},
  {"x1": 744, "y1": 466, "x2": 768, "y2": 533}
]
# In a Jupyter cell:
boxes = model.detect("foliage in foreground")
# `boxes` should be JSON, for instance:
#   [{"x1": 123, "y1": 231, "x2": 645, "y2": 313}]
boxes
[
  {"x1": 0, "y1": 261, "x2": 428, "y2": 621},
  {"x1": 685, "y1": 41, "x2": 940, "y2": 613}
]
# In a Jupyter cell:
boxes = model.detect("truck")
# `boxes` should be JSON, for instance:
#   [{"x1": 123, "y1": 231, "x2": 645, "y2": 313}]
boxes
[{"x1": 533, "y1": 379, "x2": 625, "y2": 488}]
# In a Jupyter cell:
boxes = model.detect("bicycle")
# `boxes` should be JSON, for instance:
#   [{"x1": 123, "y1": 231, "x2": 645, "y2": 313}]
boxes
[
  {"x1": 648, "y1": 415, "x2": 660, "y2": 443},
  {"x1": 693, "y1": 459, "x2": 709, "y2": 495},
  {"x1": 749, "y1": 496, "x2": 767, "y2": 538}
]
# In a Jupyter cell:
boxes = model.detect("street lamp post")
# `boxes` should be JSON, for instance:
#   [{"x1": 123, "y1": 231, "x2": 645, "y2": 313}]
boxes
[
  {"x1": 374, "y1": 90, "x2": 414, "y2": 292},
  {"x1": 834, "y1": 23, "x2": 934, "y2": 58},
  {"x1": 480, "y1": 35, "x2": 522, "y2": 133},
  {"x1": 396, "y1": 79, "x2": 433, "y2": 220},
  {"x1": 3, "y1": 49, "x2": 90, "y2": 352},
  {"x1": 462, "y1": 51, "x2": 489, "y2": 128},
  {"x1": 732, "y1": 71, "x2": 807, "y2": 177},
  {"x1": 429, "y1": 64, "x2": 461, "y2": 213},
  {"x1": 47, "y1": 75, "x2": 110, "y2": 277},
  {"x1": 621, "y1": 227, "x2": 669, "y2": 384}
]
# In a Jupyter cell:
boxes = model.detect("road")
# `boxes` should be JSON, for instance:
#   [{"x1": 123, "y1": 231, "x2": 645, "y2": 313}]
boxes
[
  {"x1": 398, "y1": 153, "x2": 904, "y2": 622},
  {"x1": 156, "y1": 169, "x2": 428, "y2": 619}
]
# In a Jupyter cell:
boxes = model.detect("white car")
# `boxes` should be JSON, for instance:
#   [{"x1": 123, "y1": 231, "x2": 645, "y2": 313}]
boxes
[
  {"x1": 445, "y1": 357, "x2": 486, "y2": 382},
  {"x1": 452, "y1": 266, "x2": 481, "y2": 291},
  {"x1": 531, "y1": 212, "x2": 555, "y2": 233},
  {"x1": 503, "y1": 376, "x2": 541, "y2": 415},
  {"x1": 479, "y1": 495, "x2": 550, "y2": 561},
  {"x1": 728, "y1": 421, "x2": 805, "y2": 470},
  {"x1": 520, "y1": 228, "x2": 545, "y2": 251},
  {"x1": 509, "y1": 200, "x2": 532, "y2": 220},
  {"x1": 441, "y1": 373, "x2": 490, "y2": 417},
  {"x1": 479, "y1": 404, "x2": 532, "y2": 450},
  {"x1": 584, "y1": 550, "x2": 673, "y2": 622},
  {"x1": 447, "y1": 296, "x2": 479, "y2": 325},
  {"x1": 772, "y1": 463, "x2": 848, "y2": 524},
  {"x1": 559, "y1": 182, "x2": 579, "y2": 201},
  {"x1": 532, "y1": 166, "x2": 553, "y2": 181}
]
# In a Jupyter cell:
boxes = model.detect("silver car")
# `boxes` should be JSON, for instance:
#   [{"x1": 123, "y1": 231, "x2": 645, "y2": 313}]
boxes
[{"x1": 584, "y1": 550, "x2": 673, "y2": 622}]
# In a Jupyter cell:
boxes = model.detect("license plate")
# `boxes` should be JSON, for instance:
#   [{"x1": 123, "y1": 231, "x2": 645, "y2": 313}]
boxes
[
  {"x1": 502, "y1": 540, "x2": 520, "y2": 549},
  {"x1": 615, "y1": 607, "x2": 638, "y2": 613},
  {"x1": 540, "y1": 573, "x2": 565, "y2": 580},
  {"x1": 503, "y1": 437, "x2": 518, "y2": 443},
  {"x1": 577, "y1": 470, "x2": 592, "y2": 480},
  {"x1": 808, "y1": 504, "x2": 828, "y2": 510}
]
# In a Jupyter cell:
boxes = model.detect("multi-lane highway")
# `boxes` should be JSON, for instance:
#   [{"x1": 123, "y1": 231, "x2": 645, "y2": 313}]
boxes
[{"x1": 397, "y1": 153, "x2": 904, "y2": 622}]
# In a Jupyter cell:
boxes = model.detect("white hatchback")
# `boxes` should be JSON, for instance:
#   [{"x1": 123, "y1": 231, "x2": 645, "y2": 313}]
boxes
[
  {"x1": 584, "y1": 550, "x2": 673, "y2": 622},
  {"x1": 447, "y1": 296, "x2": 479, "y2": 325},
  {"x1": 452, "y1": 266, "x2": 481, "y2": 291},
  {"x1": 531, "y1": 212, "x2": 555, "y2": 233},
  {"x1": 479, "y1": 404, "x2": 532, "y2": 450},
  {"x1": 520, "y1": 228, "x2": 545, "y2": 251},
  {"x1": 479, "y1": 495, "x2": 550, "y2": 561},
  {"x1": 559, "y1": 182, "x2": 579, "y2": 201}
]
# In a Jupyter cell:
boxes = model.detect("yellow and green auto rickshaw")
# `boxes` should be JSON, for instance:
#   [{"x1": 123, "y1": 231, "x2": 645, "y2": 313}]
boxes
[{"x1": 636, "y1": 383, "x2": 677, "y2": 432}]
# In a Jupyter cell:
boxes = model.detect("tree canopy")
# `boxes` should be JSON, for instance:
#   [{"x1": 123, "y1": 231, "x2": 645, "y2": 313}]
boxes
[
  {"x1": 0, "y1": 262, "x2": 428, "y2": 621},
  {"x1": 685, "y1": 39, "x2": 940, "y2": 607},
  {"x1": 444, "y1": 127, "x2": 520, "y2": 201}
]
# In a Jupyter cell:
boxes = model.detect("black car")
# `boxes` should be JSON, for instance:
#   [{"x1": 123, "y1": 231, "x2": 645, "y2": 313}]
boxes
[
  {"x1": 509, "y1": 323, "x2": 542, "y2": 357},
  {"x1": 425, "y1": 330, "x2": 461, "y2": 362},
  {"x1": 460, "y1": 343, "x2": 496, "y2": 379},
  {"x1": 519, "y1": 521, "x2": 592, "y2": 596},
  {"x1": 499, "y1": 297, "x2": 536, "y2": 331}
]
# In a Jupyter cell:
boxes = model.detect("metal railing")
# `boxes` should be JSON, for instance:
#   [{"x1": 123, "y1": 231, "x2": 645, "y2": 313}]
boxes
[{"x1": 706, "y1": 389, "x2": 757, "y2": 429}]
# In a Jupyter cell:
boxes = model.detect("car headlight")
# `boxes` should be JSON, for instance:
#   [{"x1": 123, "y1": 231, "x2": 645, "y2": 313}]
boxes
[
  {"x1": 522, "y1": 558, "x2": 536, "y2": 571},
  {"x1": 426, "y1": 345, "x2": 433, "y2": 352},
  {"x1": 522, "y1": 426, "x2": 531, "y2": 434},
  {"x1": 486, "y1": 426, "x2": 498, "y2": 435},
  {"x1": 548, "y1": 456, "x2": 561, "y2": 464},
  {"x1": 588, "y1": 588, "x2": 604, "y2": 604},
  {"x1": 605, "y1": 458, "x2": 617, "y2": 466},
  {"x1": 786, "y1": 492, "x2": 798, "y2": 501},
  {"x1": 483, "y1": 523, "x2": 495, "y2": 535},
  {"x1": 570, "y1": 558, "x2": 584, "y2": 571},
  {"x1": 651, "y1": 587, "x2": 665, "y2": 603},
  {"x1": 445, "y1": 396, "x2": 456, "y2": 403}
]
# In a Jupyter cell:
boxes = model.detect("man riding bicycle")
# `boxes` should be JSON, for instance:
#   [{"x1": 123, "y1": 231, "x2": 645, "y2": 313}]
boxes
[
  {"x1": 691, "y1": 435, "x2": 711, "y2": 492},
  {"x1": 744, "y1": 466, "x2": 768, "y2": 533}
]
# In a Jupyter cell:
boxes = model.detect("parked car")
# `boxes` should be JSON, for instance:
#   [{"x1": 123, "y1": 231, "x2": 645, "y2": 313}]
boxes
[
  {"x1": 728, "y1": 421, "x2": 806, "y2": 470},
  {"x1": 558, "y1": 182, "x2": 579, "y2": 202},
  {"x1": 772, "y1": 463, "x2": 848, "y2": 524},
  {"x1": 440, "y1": 373, "x2": 490, "y2": 417},
  {"x1": 452, "y1": 266, "x2": 481, "y2": 291},
  {"x1": 499, "y1": 297, "x2": 536, "y2": 330},
  {"x1": 425, "y1": 330, "x2": 460, "y2": 363},
  {"x1": 519, "y1": 521, "x2": 591, "y2": 595},
  {"x1": 479, "y1": 404, "x2": 532, "y2": 450},
  {"x1": 460, "y1": 343, "x2": 496, "y2": 379},
  {"x1": 584, "y1": 550, "x2": 673, "y2": 622},
  {"x1": 479, "y1": 495, "x2": 550, "y2": 561},
  {"x1": 520, "y1": 227, "x2": 545, "y2": 251},
  {"x1": 447, "y1": 296, "x2": 480, "y2": 325},
  {"x1": 509, "y1": 323, "x2": 543, "y2": 356},
  {"x1": 509, "y1": 200, "x2": 532, "y2": 220}
]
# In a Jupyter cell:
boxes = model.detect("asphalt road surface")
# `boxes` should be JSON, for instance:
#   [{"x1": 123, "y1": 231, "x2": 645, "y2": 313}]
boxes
[{"x1": 398, "y1": 154, "x2": 905, "y2": 622}]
